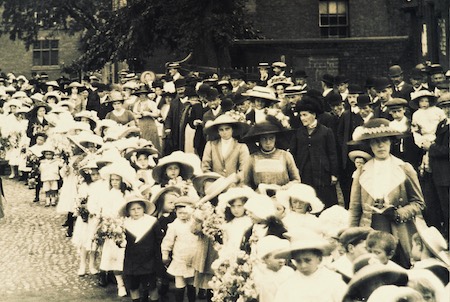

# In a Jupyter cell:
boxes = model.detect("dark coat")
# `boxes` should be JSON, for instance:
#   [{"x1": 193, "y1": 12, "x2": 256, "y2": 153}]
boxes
[
  {"x1": 26, "y1": 117, "x2": 49, "y2": 146},
  {"x1": 337, "y1": 110, "x2": 363, "y2": 167},
  {"x1": 392, "y1": 82, "x2": 414, "y2": 101},
  {"x1": 290, "y1": 123, "x2": 339, "y2": 187},
  {"x1": 164, "y1": 96, "x2": 189, "y2": 153},
  {"x1": 85, "y1": 88, "x2": 101, "y2": 113},
  {"x1": 429, "y1": 120, "x2": 450, "y2": 186},
  {"x1": 123, "y1": 217, "x2": 164, "y2": 276}
]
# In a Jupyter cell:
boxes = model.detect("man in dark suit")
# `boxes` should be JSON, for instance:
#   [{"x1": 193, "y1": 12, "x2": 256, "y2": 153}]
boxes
[
  {"x1": 373, "y1": 77, "x2": 395, "y2": 120},
  {"x1": 424, "y1": 94, "x2": 450, "y2": 240},
  {"x1": 389, "y1": 65, "x2": 413, "y2": 101},
  {"x1": 321, "y1": 74, "x2": 337, "y2": 112}
]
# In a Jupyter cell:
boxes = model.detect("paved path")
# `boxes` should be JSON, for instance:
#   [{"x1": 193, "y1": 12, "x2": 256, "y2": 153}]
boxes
[{"x1": 0, "y1": 178, "x2": 124, "y2": 302}]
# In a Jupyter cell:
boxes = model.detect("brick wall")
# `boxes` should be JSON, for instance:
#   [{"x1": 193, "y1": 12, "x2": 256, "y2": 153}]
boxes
[
  {"x1": 230, "y1": 36, "x2": 415, "y2": 89},
  {"x1": 0, "y1": 30, "x2": 81, "y2": 80}
]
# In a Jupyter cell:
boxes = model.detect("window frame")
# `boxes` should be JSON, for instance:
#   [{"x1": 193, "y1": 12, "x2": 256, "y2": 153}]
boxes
[
  {"x1": 319, "y1": 0, "x2": 349, "y2": 38},
  {"x1": 32, "y1": 39, "x2": 59, "y2": 67}
]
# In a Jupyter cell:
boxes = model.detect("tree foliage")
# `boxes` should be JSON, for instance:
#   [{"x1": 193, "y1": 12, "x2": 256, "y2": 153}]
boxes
[{"x1": 0, "y1": 0, "x2": 260, "y2": 71}]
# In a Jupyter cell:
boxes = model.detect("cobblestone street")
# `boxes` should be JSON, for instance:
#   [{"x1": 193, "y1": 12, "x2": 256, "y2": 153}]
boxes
[{"x1": 0, "y1": 178, "x2": 124, "y2": 302}]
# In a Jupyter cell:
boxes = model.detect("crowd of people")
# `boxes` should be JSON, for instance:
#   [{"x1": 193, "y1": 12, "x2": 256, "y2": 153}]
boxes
[{"x1": 0, "y1": 60, "x2": 449, "y2": 302}]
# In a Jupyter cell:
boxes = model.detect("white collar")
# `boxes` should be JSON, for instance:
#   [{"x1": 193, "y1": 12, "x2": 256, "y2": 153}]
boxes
[
  {"x1": 124, "y1": 214, "x2": 157, "y2": 243},
  {"x1": 323, "y1": 88, "x2": 333, "y2": 97}
]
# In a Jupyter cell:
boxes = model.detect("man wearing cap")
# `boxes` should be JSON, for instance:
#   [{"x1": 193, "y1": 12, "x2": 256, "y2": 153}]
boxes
[
  {"x1": 356, "y1": 95, "x2": 374, "y2": 124},
  {"x1": 365, "y1": 77, "x2": 379, "y2": 105},
  {"x1": 328, "y1": 227, "x2": 372, "y2": 282},
  {"x1": 422, "y1": 93, "x2": 450, "y2": 240},
  {"x1": 428, "y1": 64, "x2": 446, "y2": 90},
  {"x1": 229, "y1": 70, "x2": 248, "y2": 95},
  {"x1": 257, "y1": 62, "x2": 271, "y2": 86},
  {"x1": 282, "y1": 86, "x2": 304, "y2": 129},
  {"x1": 373, "y1": 77, "x2": 395, "y2": 120},
  {"x1": 409, "y1": 68, "x2": 430, "y2": 96},
  {"x1": 386, "y1": 98, "x2": 422, "y2": 169},
  {"x1": 167, "y1": 62, "x2": 182, "y2": 82},
  {"x1": 388, "y1": 65, "x2": 413, "y2": 101},
  {"x1": 267, "y1": 62, "x2": 290, "y2": 86},
  {"x1": 321, "y1": 74, "x2": 338, "y2": 112},
  {"x1": 245, "y1": 73, "x2": 259, "y2": 90}
]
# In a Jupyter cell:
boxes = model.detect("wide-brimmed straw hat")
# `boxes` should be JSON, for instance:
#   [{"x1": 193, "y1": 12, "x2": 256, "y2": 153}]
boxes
[
  {"x1": 268, "y1": 79, "x2": 294, "y2": 89},
  {"x1": 150, "y1": 185, "x2": 182, "y2": 205},
  {"x1": 104, "y1": 90, "x2": 125, "y2": 103},
  {"x1": 68, "y1": 132, "x2": 103, "y2": 151},
  {"x1": 217, "y1": 186, "x2": 255, "y2": 214},
  {"x1": 44, "y1": 91, "x2": 61, "y2": 103},
  {"x1": 275, "y1": 183, "x2": 324, "y2": 214},
  {"x1": 118, "y1": 194, "x2": 155, "y2": 217},
  {"x1": 367, "y1": 285, "x2": 423, "y2": 302},
  {"x1": 348, "y1": 150, "x2": 372, "y2": 163},
  {"x1": 242, "y1": 86, "x2": 279, "y2": 103},
  {"x1": 99, "y1": 158, "x2": 138, "y2": 188},
  {"x1": 123, "y1": 139, "x2": 159, "y2": 160},
  {"x1": 244, "y1": 193, "x2": 276, "y2": 220},
  {"x1": 3, "y1": 98, "x2": 22, "y2": 112},
  {"x1": 26, "y1": 101, "x2": 52, "y2": 118},
  {"x1": 74, "y1": 110, "x2": 99, "y2": 125},
  {"x1": 409, "y1": 90, "x2": 437, "y2": 110},
  {"x1": 192, "y1": 172, "x2": 222, "y2": 196},
  {"x1": 11, "y1": 91, "x2": 27, "y2": 99},
  {"x1": 416, "y1": 225, "x2": 450, "y2": 266},
  {"x1": 257, "y1": 235, "x2": 290, "y2": 260},
  {"x1": 203, "y1": 112, "x2": 250, "y2": 140},
  {"x1": 318, "y1": 205, "x2": 350, "y2": 239},
  {"x1": 94, "y1": 119, "x2": 118, "y2": 135},
  {"x1": 348, "y1": 118, "x2": 403, "y2": 145},
  {"x1": 274, "y1": 229, "x2": 333, "y2": 258},
  {"x1": 152, "y1": 151, "x2": 195, "y2": 184}
]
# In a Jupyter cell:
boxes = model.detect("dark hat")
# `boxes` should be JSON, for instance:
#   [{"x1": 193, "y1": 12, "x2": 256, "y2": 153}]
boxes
[
  {"x1": 174, "y1": 78, "x2": 186, "y2": 88},
  {"x1": 348, "y1": 118, "x2": 403, "y2": 145},
  {"x1": 229, "y1": 70, "x2": 244, "y2": 80},
  {"x1": 184, "y1": 86, "x2": 198, "y2": 98},
  {"x1": 348, "y1": 84, "x2": 364, "y2": 95},
  {"x1": 327, "y1": 93, "x2": 343, "y2": 106},
  {"x1": 374, "y1": 77, "x2": 392, "y2": 92},
  {"x1": 339, "y1": 227, "x2": 372, "y2": 248},
  {"x1": 356, "y1": 95, "x2": 372, "y2": 107},
  {"x1": 334, "y1": 75, "x2": 349, "y2": 84},
  {"x1": 410, "y1": 68, "x2": 424, "y2": 80},
  {"x1": 388, "y1": 65, "x2": 403, "y2": 77},
  {"x1": 26, "y1": 101, "x2": 52, "y2": 118},
  {"x1": 385, "y1": 98, "x2": 408, "y2": 110},
  {"x1": 153, "y1": 81, "x2": 164, "y2": 89},
  {"x1": 205, "y1": 87, "x2": 219, "y2": 101},
  {"x1": 246, "y1": 73, "x2": 260, "y2": 82},
  {"x1": 133, "y1": 86, "x2": 150, "y2": 95},
  {"x1": 364, "y1": 77, "x2": 376, "y2": 88},
  {"x1": 241, "y1": 115, "x2": 293, "y2": 145},
  {"x1": 437, "y1": 93, "x2": 450, "y2": 108},
  {"x1": 233, "y1": 93, "x2": 249, "y2": 105},
  {"x1": 429, "y1": 64, "x2": 444, "y2": 75},
  {"x1": 197, "y1": 83, "x2": 211, "y2": 97},
  {"x1": 409, "y1": 90, "x2": 438, "y2": 110},
  {"x1": 436, "y1": 81, "x2": 450, "y2": 90},
  {"x1": 295, "y1": 97, "x2": 322, "y2": 115},
  {"x1": 321, "y1": 74, "x2": 335, "y2": 86},
  {"x1": 305, "y1": 89, "x2": 323, "y2": 99},
  {"x1": 293, "y1": 70, "x2": 308, "y2": 79}
]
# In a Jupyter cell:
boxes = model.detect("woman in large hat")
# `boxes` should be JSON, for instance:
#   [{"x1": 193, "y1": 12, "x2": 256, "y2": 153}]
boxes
[
  {"x1": 67, "y1": 81, "x2": 86, "y2": 114},
  {"x1": 201, "y1": 111, "x2": 250, "y2": 178},
  {"x1": 348, "y1": 118, "x2": 426, "y2": 268},
  {"x1": 242, "y1": 86, "x2": 280, "y2": 124},
  {"x1": 240, "y1": 114, "x2": 300, "y2": 190},
  {"x1": 289, "y1": 97, "x2": 339, "y2": 208},
  {"x1": 105, "y1": 91, "x2": 137, "y2": 127},
  {"x1": 132, "y1": 86, "x2": 162, "y2": 153},
  {"x1": 26, "y1": 101, "x2": 51, "y2": 146}
]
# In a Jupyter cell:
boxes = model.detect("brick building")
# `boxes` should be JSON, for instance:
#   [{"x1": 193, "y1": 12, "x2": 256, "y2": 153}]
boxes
[{"x1": 231, "y1": 0, "x2": 449, "y2": 89}]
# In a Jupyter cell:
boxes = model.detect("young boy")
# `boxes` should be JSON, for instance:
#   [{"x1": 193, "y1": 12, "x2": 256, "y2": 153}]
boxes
[
  {"x1": 366, "y1": 230, "x2": 403, "y2": 269},
  {"x1": 253, "y1": 235, "x2": 294, "y2": 302},
  {"x1": 410, "y1": 226, "x2": 450, "y2": 285},
  {"x1": 39, "y1": 145, "x2": 63, "y2": 207}
]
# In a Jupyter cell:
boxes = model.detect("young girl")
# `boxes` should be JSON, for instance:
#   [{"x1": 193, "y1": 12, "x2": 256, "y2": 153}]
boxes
[
  {"x1": 125, "y1": 141, "x2": 159, "y2": 187},
  {"x1": 26, "y1": 132, "x2": 47, "y2": 202},
  {"x1": 276, "y1": 184, "x2": 324, "y2": 233},
  {"x1": 161, "y1": 196, "x2": 198, "y2": 302},
  {"x1": 72, "y1": 160, "x2": 104, "y2": 276},
  {"x1": 120, "y1": 194, "x2": 163, "y2": 302},
  {"x1": 151, "y1": 151, "x2": 198, "y2": 199},
  {"x1": 217, "y1": 186, "x2": 254, "y2": 260},
  {"x1": 39, "y1": 145, "x2": 63, "y2": 207},
  {"x1": 410, "y1": 90, "x2": 446, "y2": 175},
  {"x1": 348, "y1": 150, "x2": 372, "y2": 179},
  {"x1": 151, "y1": 186, "x2": 182, "y2": 300},
  {"x1": 2, "y1": 98, "x2": 23, "y2": 178},
  {"x1": 98, "y1": 160, "x2": 137, "y2": 297}
]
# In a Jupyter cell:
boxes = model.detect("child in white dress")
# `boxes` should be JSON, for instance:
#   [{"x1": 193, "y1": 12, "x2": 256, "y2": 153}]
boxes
[{"x1": 161, "y1": 196, "x2": 198, "y2": 302}]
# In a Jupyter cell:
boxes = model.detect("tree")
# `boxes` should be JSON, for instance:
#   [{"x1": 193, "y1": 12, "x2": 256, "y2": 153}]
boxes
[{"x1": 0, "y1": 0, "x2": 260, "y2": 72}]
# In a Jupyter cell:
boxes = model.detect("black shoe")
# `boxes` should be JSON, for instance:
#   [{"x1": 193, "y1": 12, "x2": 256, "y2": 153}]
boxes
[
  {"x1": 97, "y1": 271, "x2": 108, "y2": 287},
  {"x1": 62, "y1": 222, "x2": 69, "y2": 227},
  {"x1": 65, "y1": 231, "x2": 72, "y2": 237},
  {"x1": 33, "y1": 198, "x2": 39, "y2": 203},
  {"x1": 107, "y1": 271, "x2": 117, "y2": 284}
]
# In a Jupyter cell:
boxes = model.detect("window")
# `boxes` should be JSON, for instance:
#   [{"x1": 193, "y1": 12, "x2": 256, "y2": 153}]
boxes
[
  {"x1": 319, "y1": 0, "x2": 349, "y2": 38},
  {"x1": 33, "y1": 40, "x2": 59, "y2": 66}
]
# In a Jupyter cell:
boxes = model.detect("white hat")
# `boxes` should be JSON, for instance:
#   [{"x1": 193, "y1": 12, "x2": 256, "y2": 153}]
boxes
[
  {"x1": 11, "y1": 91, "x2": 28, "y2": 99},
  {"x1": 272, "y1": 62, "x2": 287, "y2": 68},
  {"x1": 152, "y1": 151, "x2": 195, "y2": 184},
  {"x1": 275, "y1": 228, "x2": 332, "y2": 258},
  {"x1": 3, "y1": 99, "x2": 22, "y2": 113},
  {"x1": 118, "y1": 194, "x2": 155, "y2": 217},
  {"x1": 416, "y1": 225, "x2": 450, "y2": 266},
  {"x1": 217, "y1": 186, "x2": 255, "y2": 214},
  {"x1": 257, "y1": 235, "x2": 290, "y2": 259},
  {"x1": 276, "y1": 184, "x2": 324, "y2": 214},
  {"x1": 319, "y1": 205, "x2": 349, "y2": 238},
  {"x1": 44, "y1": 91, "x2": 61, "y2": 103},
  {"x1": 367, "y1": 285, "x2": 423, "y2": 302},
  {"x1": 242, "y1": 86, "x2": 279, "y2": 102},
  {"x1": 69, "y1": 121, "x2": 92, "y2": 133},
  {"x1": 46, "y1": 81, "x2": 59, "y2": 88},
  {"x1": 244, "y1": 194, "x2": 276, "y2": 220},
  {"x1": 99, "y1": 158, "x2": 139, "y2": 188}
]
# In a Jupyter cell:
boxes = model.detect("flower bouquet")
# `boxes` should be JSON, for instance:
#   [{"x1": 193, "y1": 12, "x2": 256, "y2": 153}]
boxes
[
  {"x1": 200, "y1": 201, "x2": 225, "y2": 247},
  {"x1": 209, "y1": 251, "x2": 258, "y2": 302},
  {"x1": 93, "y1": 216, "x2": 126, "y2": 247},
  {"x1": 75, "y1": 197, "x2": 90, "y2": 223}
]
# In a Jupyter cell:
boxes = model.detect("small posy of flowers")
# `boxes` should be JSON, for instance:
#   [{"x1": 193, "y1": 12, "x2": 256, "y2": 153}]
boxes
[
  {"x1": 264, "y1": 108, "x2": 291, "y2": 129},
  {"x1": 224, "y1": 110, "x2": 247, "y2": 123},
  {"x1": 94, "y1": 216, "x2": 126, "y2": 247},
  {"x1": 75, "y1": 197, "x2": 90, "y2": 223},
  {"x1": 201, "y1": 201, "x2": 225, "y2": 247},
  {"x1": 168, "y1": 176, "x2": 191, "y2": 196},
  {"x1": 209, "y1": 251, "x2": 258, "y2": 302}
]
